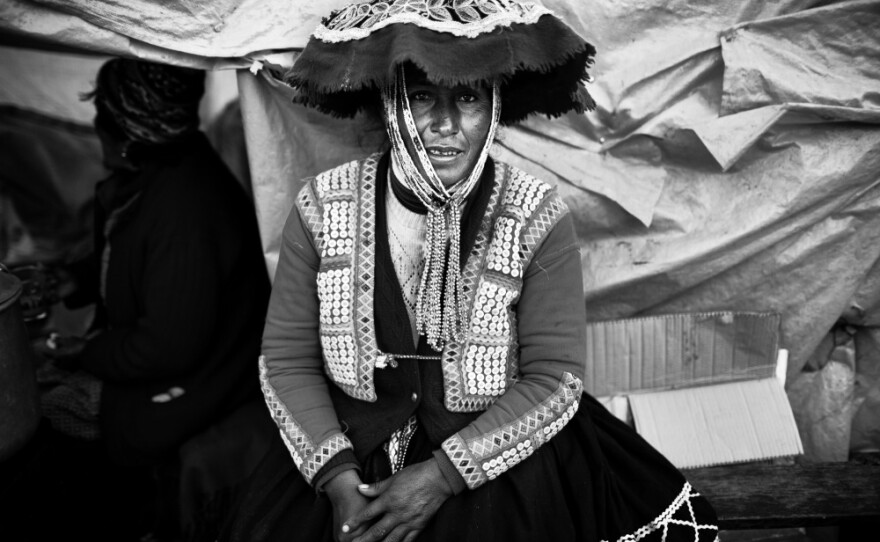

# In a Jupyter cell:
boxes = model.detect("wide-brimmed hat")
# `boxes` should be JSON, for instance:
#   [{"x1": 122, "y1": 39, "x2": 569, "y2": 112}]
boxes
[{"x1": 285, "y1": 0, "x2": 597, "y2": 124}]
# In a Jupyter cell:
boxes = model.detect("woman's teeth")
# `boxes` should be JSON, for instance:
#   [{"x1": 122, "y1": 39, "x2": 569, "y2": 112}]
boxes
[{"x1": 428, "y1": 149, "x2": 460, "y2": 157}]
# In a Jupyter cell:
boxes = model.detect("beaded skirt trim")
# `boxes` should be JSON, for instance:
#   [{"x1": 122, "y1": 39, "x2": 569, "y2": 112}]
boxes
[
  {"x1": 259, "y1": 356, "x2": 354, "y2": 484},
  {"x1": 441, "y1": 371, "x2": 583, "y2": 489},
  {"x1": 601, "y1": 483, "x2": 720, "y2": 542},
  {"x1": 440, "y1": 164, "x2": 568, "y2": 412}
]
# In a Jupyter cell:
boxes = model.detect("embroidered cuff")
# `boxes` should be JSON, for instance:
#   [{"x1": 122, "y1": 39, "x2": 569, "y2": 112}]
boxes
[
  {"x1": 441, "y1": 372, "x2": 583, "y2": 490},
  {"x1": 261, "y1": 357, "x2": 356, "y2": 484},
  {"x1": 313, "y1": 449, "x2": 361, "y2": 492}
]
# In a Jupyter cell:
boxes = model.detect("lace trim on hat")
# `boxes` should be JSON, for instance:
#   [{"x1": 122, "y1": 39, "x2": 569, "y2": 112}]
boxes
[{"x1": 314, "y1": 0, "x2": 552, "y2": 43}]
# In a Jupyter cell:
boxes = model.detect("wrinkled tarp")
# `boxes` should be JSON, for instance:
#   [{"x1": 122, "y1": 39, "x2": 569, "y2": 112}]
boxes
[
  {"x1": 3, "y1": 0, "x2": 880, "y2": 454},
  {"x1": 238, "y1": 0, "x2": 880, "y2": 374},
  {"x1": 0, "y1": 45, "x2": 242, "y2": 126},
  {"x1": 0, "y1": 47, "x2": 105, "y2": 124},
  {"x1": 0, "y1": 0, "x2": 330, "y2": 68},
  {"x1": 0, "y1": 107, "x2": 102, "y2": 265},
  {"x1": 234, "y1": 1, "x2": 880, "y2": 456}
]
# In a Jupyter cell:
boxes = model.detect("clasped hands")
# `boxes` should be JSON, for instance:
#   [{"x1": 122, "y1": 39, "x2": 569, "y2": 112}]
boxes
[{"x1": 326, "y1": 457, "x2": 453, "y2": 542}]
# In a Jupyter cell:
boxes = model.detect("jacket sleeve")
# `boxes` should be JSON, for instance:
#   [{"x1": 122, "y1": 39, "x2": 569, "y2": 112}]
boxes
[
  {"x1": 260, "y1": 182, "x2": 359, "y2": 487},
  {"x1": 439, "y1": 196, "x2": 587, "y2": 491}
]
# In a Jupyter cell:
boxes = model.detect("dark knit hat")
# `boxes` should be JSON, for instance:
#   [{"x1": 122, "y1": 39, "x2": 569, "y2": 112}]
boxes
[
  {"x1": 285, "y1": 0, "x2": 596, "y2": 125},
  {"x1": 94, "y1": 58, "x2": 205, "y2": 144}
]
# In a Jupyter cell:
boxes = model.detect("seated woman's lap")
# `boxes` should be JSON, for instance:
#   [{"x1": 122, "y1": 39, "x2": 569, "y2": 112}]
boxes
[{"x1": 221, "y1": 395, "x2": 715, "y2": 542}]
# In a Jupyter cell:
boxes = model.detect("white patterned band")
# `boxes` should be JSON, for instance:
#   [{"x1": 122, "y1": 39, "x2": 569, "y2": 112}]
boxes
[
  {"x1": 259, "y1": 355, "x2": 355, "y2": 484},
  {"x1": 380, "y1": 64, "x2": 501, "y2": 350},
  {"x1": 314, "y1": 0, "x2": 553, "y2": 43},
  {"x1": 442, "y1": 372, "x2": 583, "y2": 489},
  {"x1": 601, "y1": 483, "x2": 719, "y2": 542}
]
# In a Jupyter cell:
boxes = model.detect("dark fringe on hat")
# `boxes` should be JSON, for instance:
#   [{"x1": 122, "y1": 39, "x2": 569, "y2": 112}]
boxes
[{"x1": 284, "y1": 14, "x2": 596, "y2": 125}]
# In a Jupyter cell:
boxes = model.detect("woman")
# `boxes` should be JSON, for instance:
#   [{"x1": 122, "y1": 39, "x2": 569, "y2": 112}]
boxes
[
  {"x1": 222, "y1": 1, "x2": 719, "y2": 541},
  {"x1": 5, "y1": 58, "x2": 272, "y2": 541}
]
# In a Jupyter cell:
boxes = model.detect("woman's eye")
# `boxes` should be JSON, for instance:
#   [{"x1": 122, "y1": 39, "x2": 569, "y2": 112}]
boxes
[
  {"x1": 409, "y1": 91, "x2": 431, "y2": 102},
  {"x1": 458, "y1": 94, "x2": 477, "y2": 103}
]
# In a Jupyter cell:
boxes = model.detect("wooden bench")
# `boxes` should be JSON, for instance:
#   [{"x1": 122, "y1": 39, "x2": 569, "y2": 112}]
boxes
[{"x1": 684, "y1": 455, "x2": 880, "y2": 531}]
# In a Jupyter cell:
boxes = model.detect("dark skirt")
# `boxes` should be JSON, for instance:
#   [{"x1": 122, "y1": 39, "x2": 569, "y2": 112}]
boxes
[{"x1": 219, "y1": 393, "x2": 719, "y2": 542}]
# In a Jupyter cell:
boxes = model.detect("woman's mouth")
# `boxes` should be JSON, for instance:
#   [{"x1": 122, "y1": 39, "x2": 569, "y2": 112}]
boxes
[{"x1": 426, "y1": 146, "x2": 463, "y2": 160}]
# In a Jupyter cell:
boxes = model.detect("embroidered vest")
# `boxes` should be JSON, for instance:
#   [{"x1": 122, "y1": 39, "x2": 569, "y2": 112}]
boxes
[{"x1": 297, "y1": 153, "x2": 567, "y2": 412}]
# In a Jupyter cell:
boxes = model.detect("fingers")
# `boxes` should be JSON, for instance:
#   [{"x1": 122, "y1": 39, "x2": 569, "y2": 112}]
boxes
[
  {"x1": 351, "y1": 521, "x2": 388, "y2": 542},
  {"x1": 151, "y1": 386, "x2": 186, "y2": 403},
  {"x1": 338, "y1": 522, "x2": 368, "y2": 542},
  {"x1": 352, "y1": 521, "x2": 411, "y2": 542},
  {"x1": 342, "y1": 495, "x2": 385, "y2": 534},
  {"x1": 345, "y1": 463, "x2": 445, "y2": 541}
]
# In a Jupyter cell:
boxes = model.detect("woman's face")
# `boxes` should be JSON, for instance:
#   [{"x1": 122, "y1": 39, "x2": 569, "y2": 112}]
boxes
[
  {"x1": 402, "y1": 69, "x2": 493, "y2": 187},
  {"x1": 94, "y1": 107, "x2": 137, "y2": 171},
  {"x1": 94, "y1": 123, "x2": 129, "y2": 171}
]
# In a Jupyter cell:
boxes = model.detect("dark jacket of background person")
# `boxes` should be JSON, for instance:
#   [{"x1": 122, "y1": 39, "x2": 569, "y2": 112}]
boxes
[
  {"x1": 67, "y1": 131, "x2": 270, "y2": 466},
  {"x1": 0, "y1": 59, "x2": 273, "y2": 542}
]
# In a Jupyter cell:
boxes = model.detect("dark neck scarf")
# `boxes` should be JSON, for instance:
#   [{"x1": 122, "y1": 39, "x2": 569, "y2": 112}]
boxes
[
  {"x1": 376, "y1": 152, "x2": 496, "y2": 355},
  {"x1": 388, "y1": 156, "x2": 490, "y2": 223}
]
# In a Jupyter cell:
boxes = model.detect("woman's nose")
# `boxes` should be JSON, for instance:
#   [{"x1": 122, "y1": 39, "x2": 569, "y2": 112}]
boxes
[{"x1": 430, "y1": 100, "x2": 459, "y2": 136}]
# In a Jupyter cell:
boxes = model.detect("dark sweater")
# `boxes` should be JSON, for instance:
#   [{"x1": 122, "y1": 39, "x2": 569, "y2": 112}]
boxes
[{"x1": 74, "y1": 133, "x2": 271, "y2": 466}]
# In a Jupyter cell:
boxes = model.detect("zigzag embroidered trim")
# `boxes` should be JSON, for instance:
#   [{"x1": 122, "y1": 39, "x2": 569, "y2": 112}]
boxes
[
  {"x1": 440, "y1": 160, "x2": 505, "y2": 412},
  {"x1": 602, "y1": 482, "x2": 719, "y2": 542},
  {"x1": 521, "y1": 194, "x2": 566, "y2": 262},
  {"x1": 314, "y1": 163, "x2": 360, "y2": 392},
  {"x1": 259, "y1": 356, "x2": 354, "y2": 484},
  {"x1": 350, "y1": 156, "x2": 382, "y2": 400},
  {"x1": 296, "y1": 183, "x2": 324, "y2": 252},
  {"x1": 443, "y1": 165, "x2": 568, "y2": 413},
  {"x1": 308, "y1": 156, "x2": 382, "y2": 402},
  {"x1": 314, "y1": 0, "x2": 552, "y2": 43},
  {"x1": 441, "y1": 372, "x2": 583, "y2": 489}
]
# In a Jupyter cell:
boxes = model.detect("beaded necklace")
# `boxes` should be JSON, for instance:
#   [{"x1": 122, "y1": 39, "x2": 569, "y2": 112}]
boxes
[{"x1": 382, "y1": 65, "x2": 501, "y2": 351}]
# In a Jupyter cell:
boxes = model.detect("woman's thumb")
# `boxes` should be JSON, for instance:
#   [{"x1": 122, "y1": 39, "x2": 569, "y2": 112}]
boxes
[{"x1": 357, "y1": 479, "x2": 388, "y2": 497}]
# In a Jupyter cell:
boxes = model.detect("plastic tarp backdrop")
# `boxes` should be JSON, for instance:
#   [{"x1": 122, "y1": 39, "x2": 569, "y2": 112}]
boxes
[
  {"x1": 239, "y1": 0, "x2": 880, "y2": 459},
  {"x1": 3, "y1": 0, "x2": 880, "y2": 456}
]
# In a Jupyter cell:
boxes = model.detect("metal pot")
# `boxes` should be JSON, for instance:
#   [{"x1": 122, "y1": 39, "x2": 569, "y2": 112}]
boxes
[{"x1": 0, "y1": 263, "x2": 41, "y2": 462}]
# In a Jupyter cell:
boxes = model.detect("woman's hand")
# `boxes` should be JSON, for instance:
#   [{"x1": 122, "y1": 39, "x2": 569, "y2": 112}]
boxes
[
  {"x1": 32, "y1": 333, "x2": 87, "y2": 369},
  {"x1": 325, "y1": 470, "x2": 372, "y2": 542},
  {"x1": 343, "y1": 458, "x2": 453, "y2": 542}
]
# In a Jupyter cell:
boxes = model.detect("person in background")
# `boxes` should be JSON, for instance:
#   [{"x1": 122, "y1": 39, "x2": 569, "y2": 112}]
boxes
[
  {"x1": 1, "y1": 58, "x2": 272, "y2": 542},
  {"x1": 219, "y1": 1, "x2": 719, "y2": 541}
]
